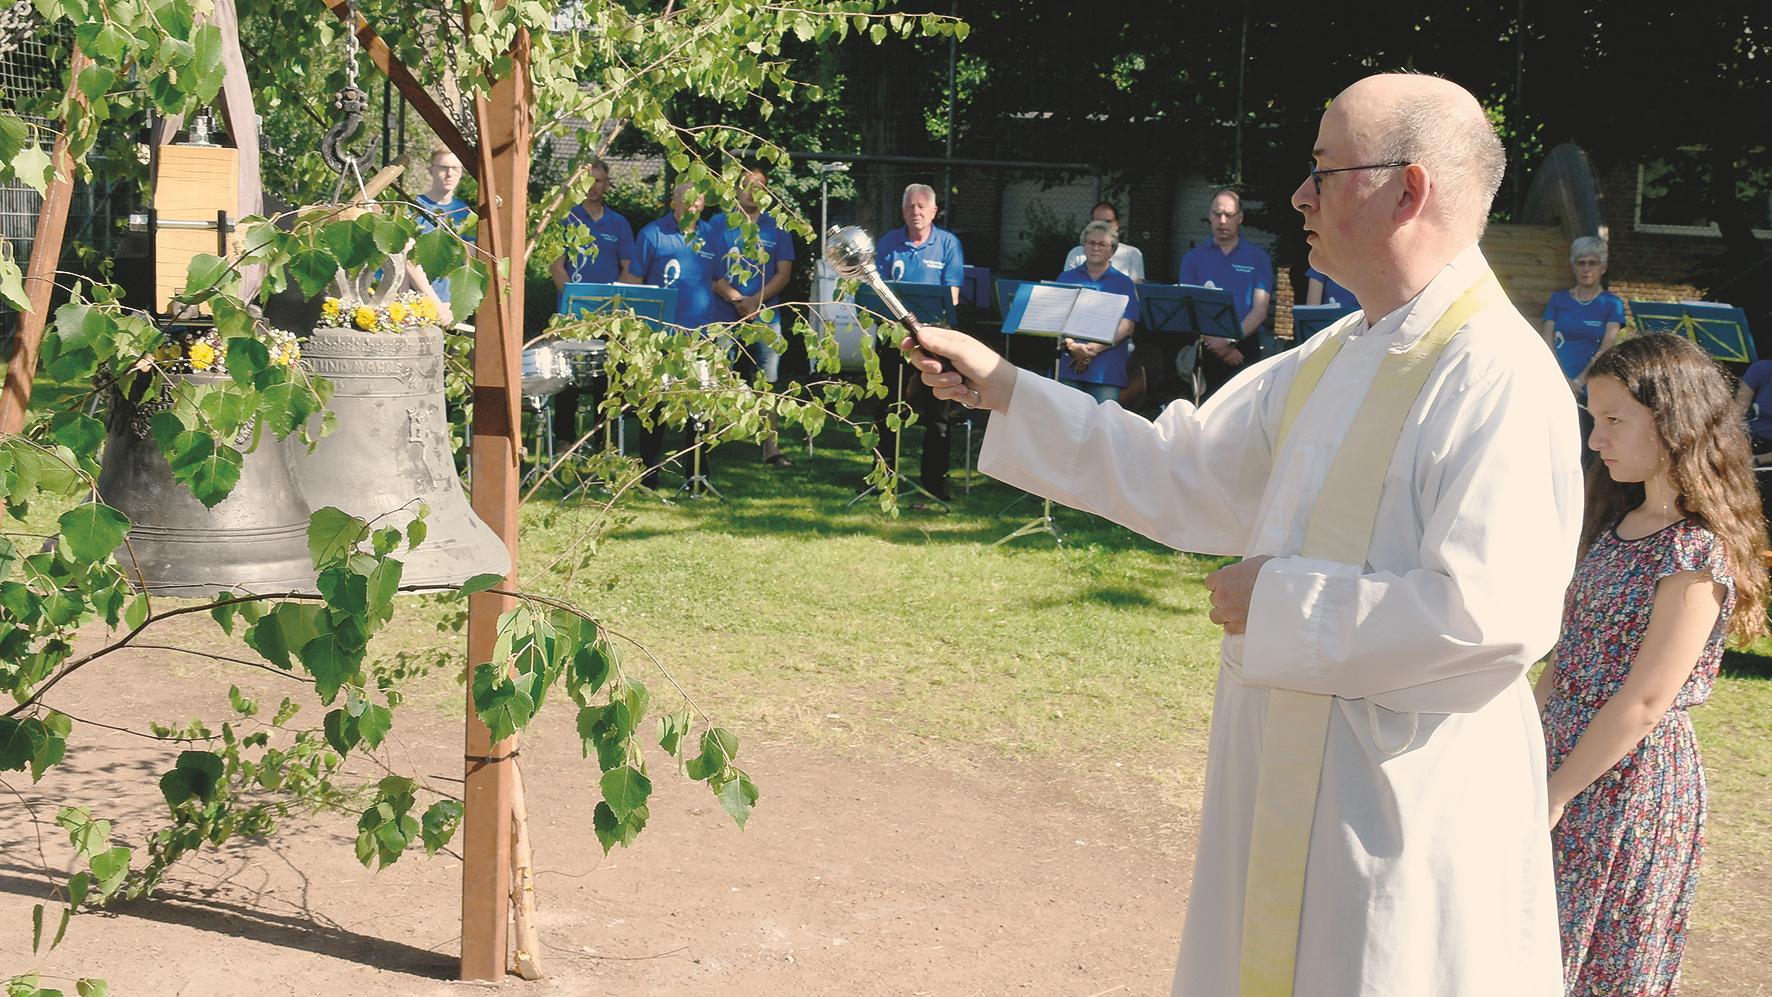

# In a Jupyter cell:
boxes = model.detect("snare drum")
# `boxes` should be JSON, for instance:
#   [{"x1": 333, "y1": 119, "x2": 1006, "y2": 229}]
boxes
[
  {"x1": 520, "y1": 346, "x2": 569, "y2": 396},
  {"x1": 556, "y1": 338, "x2": 608, "y2": 388}
]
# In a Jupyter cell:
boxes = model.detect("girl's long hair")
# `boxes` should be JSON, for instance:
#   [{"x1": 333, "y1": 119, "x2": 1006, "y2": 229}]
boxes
[{"x1": 1583, "y1": 333, "x2": 1769, "y2": 644}]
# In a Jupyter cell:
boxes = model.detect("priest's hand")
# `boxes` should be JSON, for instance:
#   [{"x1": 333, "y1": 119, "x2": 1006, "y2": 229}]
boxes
[
  {"x1": 904, "y1": 327, "x2": 1017, "y2": 413},
  {"x1": 1203, "y1": 555, "x2": 1272, "y2": 635}
]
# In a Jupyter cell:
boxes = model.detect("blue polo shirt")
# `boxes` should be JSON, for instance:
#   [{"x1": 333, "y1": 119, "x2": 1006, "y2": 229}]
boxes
[
  {"x1": 1742, "y1": 360, "x2": 1772, "y2": 440},
  {"x1": 714, "y1": 210, "x2": 796, "y2": 307},
  {"x1": 1054, "y1": 264, "x2": 1139, "y2": 388},
  {"x1": 874, "y1": 225, "x2": 964, "y2": 289},
  {"x1": 1179, "y1": 238, "x2": 1273, "y2": 332},
  {"x1": 415, "y1": 194, "x2": 474, "y2": 302},
  {"x1": 633, "y1": 213, "x2": 736, "y2": 329},
  {"x1": 1305, "y1": 266, "x2": 1358, "y2": 310},
  {"x1": 1542, "y1": 289, "x2": 1626, "y2": 379},
  {"x1": 559, "y1": 203, "x2": 636, "y2": 285}
]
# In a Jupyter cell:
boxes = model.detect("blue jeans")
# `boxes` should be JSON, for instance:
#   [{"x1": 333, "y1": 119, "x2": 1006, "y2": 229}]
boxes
[{"x1": 1070, "y1": 380, "x2": 1121, "y2": 404}]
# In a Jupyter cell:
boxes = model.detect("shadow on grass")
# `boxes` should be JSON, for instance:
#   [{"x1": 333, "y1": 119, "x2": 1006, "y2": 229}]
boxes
[
  {"x1": 1721, "y1": 646, "x2": 1772, "y2": 681},
  {"x1": 0, "y1": 864, "x2": 456, "y2": 979},
  {"x1": 529, "y1": 427, "x2": 1187, "y2": 556}
]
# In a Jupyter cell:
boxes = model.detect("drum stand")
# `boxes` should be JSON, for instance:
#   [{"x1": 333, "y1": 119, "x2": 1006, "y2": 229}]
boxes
[
  {"x1": 994, "y1": 348, "x2": 1066, "y2": 546},
  {"x1": 677, "y1": 413, "x2": 721, "y2": 500},
  {"x1": 520, "y1": 393, "x2": 556, "y2": 489},
  {"x1": 848, "y1": 360, "x2": 948, "y2": 510}
]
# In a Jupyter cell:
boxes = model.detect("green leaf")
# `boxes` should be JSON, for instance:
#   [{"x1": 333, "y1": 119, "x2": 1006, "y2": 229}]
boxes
[
  {"x1": 0, "y1": 254, "x2": 27, "y2": 311},
  {"x1": 180, "y1": 253, "x2": 231, "y2": 298},
  {"x1": 458, "y1": 571, "x2": 503, "y2": 596},
  {"x1": 600, "y1": 765, "x2": 651, "y2": 819},
  {"x1": 158, "y1": 750, "x2": 224, "y2": 807},
  {"x1": 12, "y1": 144, "x2": 54, "y2": 195},
  {"x1": 87, "y1": 845, "x2": 130, "y2": 900},
  {"x1": 714, "y1": 770, "x2": 759, "y2": 829},
  {"x1": 449, "y1": 261, "x2": 487, "y2": 319},
  {"x1": 471, "y1": 664, "x2": 533, "y2": 742},
  {"x1": 420, "y1": 799, "x2": 464, "y2": 854},
  {"x1": 290, "y1": 249, "x2": 339, "y2": 298},
  {"x1": 243, "y1": 602, "x2": 322, "y2": 670},
  {"x1": 66, "y1": 871, "x2": 91, "y2": 908},
  {"x1": 211, "y1": 599, "x2": 236, "y2": 635},
  {"x1": 412, "y1": 225, "x2": 465, "y2": 278},
  {"x1": 51, "y1": 904, "x2": 70, "y2": 950},
  {"x1": 165, "y1": 431, "x2": 243, "y2": 507},
  {"x1": 77, "y1": 980, "x2": 109, "y2": 997},
  {"x1": 77, "y1": 64, "x2": 115, "y2": 101},
  {"x1": 299, "y1": 627, "x2": 361, "y2": 703},
  {"x1": 320, "y1": 216, "x2": 380, "y2": 270},
  {"x1": 591, "y1": 799, "x2": 647, "y2": 854},
  {"x1": 657, "y1": 709, "x2": 691, "y2": 757},
  {"x1": 31, "y1": 901, "x2": 43, "y2": 953},
  {"x1": 322, "y1": 708, "x2": 360, "y2": 755},
  {"x1": 224, "y1": 337, "x2": 270, "y2": 385},
  {"x1": 56, "y1": 503, "x2": 130, "y2": 564},
  {"x1": 356, "y1": 703, "x2": 392, "y2": 748},
  {"x1": 124, "y1": 594, "x2": 149, "y2": 631},
  {"x1": 306, "y1": 507, "x2": 366, "y2": 567},
  {"x1": 405, "y1": 514, "x2": 428, "y2": 552},
  {"x1": 49, "y1": 412, "x2": 105, "y2": 459}
]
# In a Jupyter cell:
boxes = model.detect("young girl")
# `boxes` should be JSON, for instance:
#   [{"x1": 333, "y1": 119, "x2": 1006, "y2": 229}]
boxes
[{"x1": 1538, "y1": 333, "x2": 1768, "y2": 995}]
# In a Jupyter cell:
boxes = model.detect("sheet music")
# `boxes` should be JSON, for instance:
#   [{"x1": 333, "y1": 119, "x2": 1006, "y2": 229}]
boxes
[
  {"x1": 1063, "y1": 288, "x2": 1127, "y2": 343},
  {"x1": 1017, "y1": 285, "x2": 1081, "y2": 335}
]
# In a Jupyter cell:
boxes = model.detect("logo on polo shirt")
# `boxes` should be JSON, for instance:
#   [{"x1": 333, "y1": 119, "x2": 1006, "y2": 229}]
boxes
[
  {"x1": 890, "y1": 259, "x2": 906, "y2": 280},
  {"x1": 663, "y1": 259, "x2": 682, "y2": 286}
]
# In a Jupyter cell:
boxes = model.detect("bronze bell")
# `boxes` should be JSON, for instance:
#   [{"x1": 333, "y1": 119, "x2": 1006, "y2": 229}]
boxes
[
  {"x1": 289, "y1": 323, "x2": 510, "y2": 587},
  {"x1": 97, "y1": 372, "x2": 319, "y2": 597}
]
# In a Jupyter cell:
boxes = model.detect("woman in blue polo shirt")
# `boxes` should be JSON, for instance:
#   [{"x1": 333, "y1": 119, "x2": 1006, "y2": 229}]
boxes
[
  {"x1": 1541, "y1": 236, "x2": 1626, "y2": 396},
  {"x1": 1054, "y1": 220, "x2": 1140, "y2": 404}
]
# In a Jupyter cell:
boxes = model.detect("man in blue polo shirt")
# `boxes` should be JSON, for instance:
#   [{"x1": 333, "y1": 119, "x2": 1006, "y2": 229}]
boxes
[
  {"x1": 547, "y1": 159, "x2": 639, "y2": 447},
  {"x1": 872, "y1": 182, "x2": 964, "y2": 501},
  {"x1": 630, "y1": 182, "x2": 736, "y2": 489},
  {"x1": 1054, "y1": 219, "x2": 1141, "y2": 404},
  {"x1": 713, "y1": 164, "x2": 797, "y2": 466},
  {"x1": 1178, "y1": 189, "x2": 1273, "y2": 398},
  {"x1": 406, "y1": 147, "x2": 474, "y2": 318}
]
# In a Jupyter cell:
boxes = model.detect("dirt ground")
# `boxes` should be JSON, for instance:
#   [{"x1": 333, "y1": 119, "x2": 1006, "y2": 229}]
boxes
[{"x1": 2, "y1": 648, "x2": 1765, "y2": 996}]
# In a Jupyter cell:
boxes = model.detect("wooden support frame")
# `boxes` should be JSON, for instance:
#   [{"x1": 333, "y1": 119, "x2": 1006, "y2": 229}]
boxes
[
  {"x1": 0, "y1": 46, "x2": 91, "y2": 435},
  {"x1": 458, "y1": 12, "x2": 532, "y2": 985}
]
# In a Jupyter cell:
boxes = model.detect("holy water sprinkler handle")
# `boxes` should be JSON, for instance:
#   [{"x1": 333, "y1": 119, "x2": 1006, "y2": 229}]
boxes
[{"x1": 824, "y1": 226, "x2": 953, "y2": 373}]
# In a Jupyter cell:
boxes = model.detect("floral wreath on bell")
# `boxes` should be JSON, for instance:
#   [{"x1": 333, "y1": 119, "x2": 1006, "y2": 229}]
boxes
[
  {"x1": 320, "y1": 290, "x2": 442, "y2": 333},
  {"x1": 157, "y1": 324, "x2": 302, "y2": 374}
]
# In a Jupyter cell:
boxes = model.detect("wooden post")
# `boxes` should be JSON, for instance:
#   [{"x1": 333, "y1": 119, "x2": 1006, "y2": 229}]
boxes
[
  {"x1": 0, "y1": 47, "x2": 91, "y2": 435},
  {"x1": 459, "y1": 12, "x2": 531, "y2": 983}
]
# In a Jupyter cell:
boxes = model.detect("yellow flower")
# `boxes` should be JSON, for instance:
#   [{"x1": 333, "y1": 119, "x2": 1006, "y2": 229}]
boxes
[
  {"x1": 387, "y1": 301, "x2": 409, "y2": 324},
  {"x1": 353, "y1": 306, "x2": 379, "y2": 331},
  {"x1": 321, "y1": 297, "x2": 341, "y2": 322},
  {"x1": 188, "y1": 341, "x2": 218, "y2": 370},
  {"x1": 272, "y1": 343, "x2": 299, "y2": 367},
  {"x1": 414, "y1": 297, "x2": 439, "y2": 322}
]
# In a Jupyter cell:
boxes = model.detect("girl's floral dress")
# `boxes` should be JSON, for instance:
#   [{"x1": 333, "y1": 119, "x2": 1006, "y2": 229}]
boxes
[{"x1": 1544, "y1": 518, "x2": 1733, "y2": 996}]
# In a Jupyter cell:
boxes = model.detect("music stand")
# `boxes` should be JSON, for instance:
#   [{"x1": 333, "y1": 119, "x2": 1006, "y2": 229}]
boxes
[
  {"x1": 990, "y1": 282, "x2": 1129, "y2": 547},
  {"x1": 1628, "y1": 300, "x2": 1757, "y2": 364},
  {"x1": 558, "y1": 283, "x2": 691, "y2": 495},
  {"x1": 848, "y1": 280, "x2": 956, "y2": 510},
  {"x1": 960, "y1": 265, "x2": 994, "y2": 309},
  {"x1": 1139, "y1": 282, "x2": 1239, "y2": 405},
  {"x1": 1291, "y1": 303, "x2": 1357, "y2": 342}
]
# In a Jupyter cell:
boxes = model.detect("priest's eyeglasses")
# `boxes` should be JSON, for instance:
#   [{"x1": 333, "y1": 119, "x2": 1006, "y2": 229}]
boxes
[{"x1": 1306, "y1": 159, "x2": 1412, "y2": 195}]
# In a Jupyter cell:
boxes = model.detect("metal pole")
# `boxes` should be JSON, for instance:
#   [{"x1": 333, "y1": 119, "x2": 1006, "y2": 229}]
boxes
[
  {"x1": 0, "y1": 47, "x2": 91, "y2": 435},
  {"x1": 1512, "y1": 0, "x2": 1527, "y2": 217},
  {"x1": 460, "y1": 7, "x2": 531, "y2": 982},
  {"x1": 1233, "y1": 0, "x2": 1248, "y2": 184},
  {"x1": 942, "y1": 0, "x2": 957, "y2": 215}
]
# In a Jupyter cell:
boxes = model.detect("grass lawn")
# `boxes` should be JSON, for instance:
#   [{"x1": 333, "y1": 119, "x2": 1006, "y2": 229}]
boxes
[{"x1": 19, "y1": 399, "x2": 1771, "y2": 938}]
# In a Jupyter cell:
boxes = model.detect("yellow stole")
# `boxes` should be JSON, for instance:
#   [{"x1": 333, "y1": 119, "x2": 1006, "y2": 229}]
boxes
[{"x1": 1237, "y1": 271, "x2": 1510, "y2": 996}]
